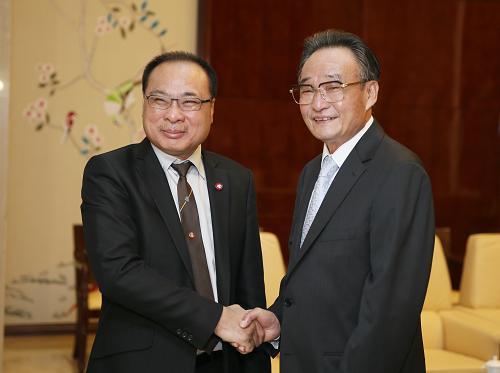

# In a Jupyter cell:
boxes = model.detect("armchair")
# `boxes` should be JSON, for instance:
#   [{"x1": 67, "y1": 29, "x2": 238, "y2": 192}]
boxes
[
  {"x1": 73, "y1": 224, "x2": 101, "y2": 373},
  {"x1": 422, "y1": 235, "x2": 491, "y2": 372}
]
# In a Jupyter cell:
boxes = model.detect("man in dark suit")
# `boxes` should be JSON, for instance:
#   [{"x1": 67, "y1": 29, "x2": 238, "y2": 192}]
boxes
[
  {"x1": 81, "y1": 51, "x2": 269, "y2": 373},
  {"x1": 240, "y1": 29, "x2": 435, "y2": 372}
]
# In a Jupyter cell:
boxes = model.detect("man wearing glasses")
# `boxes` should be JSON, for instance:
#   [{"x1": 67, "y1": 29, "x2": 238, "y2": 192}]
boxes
[
  {"x1": 241, "y1": 29, "x2": 435, "y2": 372},
  {"x1": 81, "y1": 52, "x2": 269, "y2": 373}
]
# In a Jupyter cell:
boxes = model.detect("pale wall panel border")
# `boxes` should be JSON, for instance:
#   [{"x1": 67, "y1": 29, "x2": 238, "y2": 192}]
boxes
[{"x1": 0, "y1": 0, "x2": 12, "y2": 368}]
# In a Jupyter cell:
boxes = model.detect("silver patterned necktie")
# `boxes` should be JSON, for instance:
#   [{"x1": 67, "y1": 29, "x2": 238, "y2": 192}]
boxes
[{"x1": 301, "y1": 156, "x2": 339, "y2": 247}]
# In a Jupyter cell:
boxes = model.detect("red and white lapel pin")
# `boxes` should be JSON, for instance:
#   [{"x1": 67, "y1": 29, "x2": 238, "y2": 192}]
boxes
[{"x1": 215, "y1": 182, "x2": 223, "y2": 191}]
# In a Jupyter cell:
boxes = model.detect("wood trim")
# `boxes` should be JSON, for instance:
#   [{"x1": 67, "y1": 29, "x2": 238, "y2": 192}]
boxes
[
  {"x1": 4, "y1": 322, "x2": 98, "y2": 336},
  {"x1": 196, "y1": 0, "x2": 212, "y2": 61}
]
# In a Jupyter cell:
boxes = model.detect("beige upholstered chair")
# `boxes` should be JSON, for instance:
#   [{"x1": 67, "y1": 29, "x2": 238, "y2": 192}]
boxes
[
  {"x1": 435, "y1": 227, "x2": 460, "y2": 304},
  {"x1": 458, "y1": 233, "x2": 500, "y2": 325},
  {"x1": 260, "y1": 231, "x2": 286, "y2": 373},
  {"x1": 422, "y1": 235, "x2": 491, "y2": 372},
  {"x1": 260, "y1": 231, "x2": 286, "y2": 307}
]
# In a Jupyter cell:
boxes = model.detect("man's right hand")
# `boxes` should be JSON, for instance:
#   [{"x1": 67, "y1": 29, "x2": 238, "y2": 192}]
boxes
[{"x1": 214, "y1": 304, "x2": 264, "y2": 354}]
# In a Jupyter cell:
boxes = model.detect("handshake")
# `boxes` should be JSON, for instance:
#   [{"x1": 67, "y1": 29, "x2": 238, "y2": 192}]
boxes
[{"x1": 214, "y1": 305, "x2": 280, "y2": 354}]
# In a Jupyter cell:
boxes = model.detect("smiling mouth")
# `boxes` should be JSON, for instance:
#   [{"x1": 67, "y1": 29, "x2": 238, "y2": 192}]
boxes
[
  {"x1": 161, "y1": 128, "x2": 186, "y2": 138},
  {"x1": 313, "y1": 116, "x2": 337, "y2": 122}
]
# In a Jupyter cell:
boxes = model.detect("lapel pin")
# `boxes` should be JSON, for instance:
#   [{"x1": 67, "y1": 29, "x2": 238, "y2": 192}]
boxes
[{"x1": 215, "y1": 182, "x2": 223, "y2": 191}]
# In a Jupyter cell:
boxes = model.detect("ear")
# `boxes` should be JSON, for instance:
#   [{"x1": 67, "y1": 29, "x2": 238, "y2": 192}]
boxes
[
  {"x1": 365, "y1": 81, "x2": 379, "y2": 110},
  {"x1": 210, "y1": 99, "x2": 215, "y2": 123}
]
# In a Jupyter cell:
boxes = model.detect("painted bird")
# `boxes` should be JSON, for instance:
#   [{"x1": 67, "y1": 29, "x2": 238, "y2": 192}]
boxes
[{"x1": 61, "y1": 110, "x2": 76, "y2": 143}]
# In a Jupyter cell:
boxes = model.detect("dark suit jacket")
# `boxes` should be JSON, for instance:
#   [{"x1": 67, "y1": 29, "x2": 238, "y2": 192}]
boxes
[
  {"x1": 81, "y1": 139, "x2": 270, "y2": 373},
  {"x1": 271, "y1": 121, "x2": 435, "y2": 373}
]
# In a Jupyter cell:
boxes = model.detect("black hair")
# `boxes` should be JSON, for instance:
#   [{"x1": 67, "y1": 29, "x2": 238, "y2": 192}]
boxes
[{"x1": 142, "y1": 51, "x2": 217, "y2": 97}]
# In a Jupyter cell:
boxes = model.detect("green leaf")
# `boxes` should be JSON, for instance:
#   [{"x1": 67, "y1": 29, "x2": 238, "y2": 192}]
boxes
[
  {"x1": 38, "y1": 83, "x2": 46, "y2": 88},
  {"x1": 112, "y1": 7, "x2": 120, "y2": 12},
  {"x1": 35, "y1": 123, "x2": 44, "y2": 131},
  {"x1": 129, "y1": 21, "x2": 135, "y2": 32},
  {"x1": 117, "y1": 81, "x2": 134, "y2": 95},
  {"x1": 120, "y1": 28, "x2": 126, "y2": 38}
]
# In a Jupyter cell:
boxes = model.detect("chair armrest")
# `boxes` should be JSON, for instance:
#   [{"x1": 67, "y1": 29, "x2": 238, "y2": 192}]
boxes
[{"x1": 440, "y1": 309, "x2": 500, "y2": 361}]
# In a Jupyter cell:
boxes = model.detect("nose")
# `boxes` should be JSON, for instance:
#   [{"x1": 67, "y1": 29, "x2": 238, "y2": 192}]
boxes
[
  {"x1": 163, "y1": 100, "x2": 185, "y2": 122},
  {"x1": 311, "y1": 89, "x2": 330, "y2": 111}
]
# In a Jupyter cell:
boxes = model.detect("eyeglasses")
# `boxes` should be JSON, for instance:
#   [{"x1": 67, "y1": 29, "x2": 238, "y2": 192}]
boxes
[
  {"x1": 289, "y1": 80, "x2": 366, "y2": 105},
  {"x1": 145, "y1": 94, "x2": 212, "y2": 111}
]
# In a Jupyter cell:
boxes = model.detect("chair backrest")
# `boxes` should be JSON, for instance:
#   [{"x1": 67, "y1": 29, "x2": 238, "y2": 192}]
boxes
[
  {"x1": 259, "y1": 232, "x2": 286, "y2": 307},
  {"x1": 73, "y1": 225, "x2": 100, "y2": 301},
  {"x1": 423, "y1": 235, "x2": 453, "y2": 311},
  {"x1": 460, "y1": 233, "x2": 500, "y2": 308},
  {"x1": 421, "y1": 310, "x2": 444, "y2": 349}
]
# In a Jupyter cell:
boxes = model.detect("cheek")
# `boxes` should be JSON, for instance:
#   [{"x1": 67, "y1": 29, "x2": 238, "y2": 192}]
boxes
[
  {"x1": 145, "y1": 110, "x2": 162, "y2": 122},
  {"x1": 300, "y1": 107, "x2": 311, "y2": 124}
]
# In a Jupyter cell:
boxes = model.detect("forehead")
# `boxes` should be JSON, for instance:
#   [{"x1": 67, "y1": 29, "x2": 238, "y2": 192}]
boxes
[
  {"x1": 147, "y1": 60, "x2": 210, "y2": 94},
  {"x1": 300, "y1": 47, "x2": 360, "y2": 83}
]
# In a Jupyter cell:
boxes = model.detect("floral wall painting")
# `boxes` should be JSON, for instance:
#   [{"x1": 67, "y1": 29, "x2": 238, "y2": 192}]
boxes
[
  {"x1": 6, "y1": 0, "x2": 197, "y2": 325},
  {"x1": 22, "y1": 0, "x2": 170, "y2": 157}
]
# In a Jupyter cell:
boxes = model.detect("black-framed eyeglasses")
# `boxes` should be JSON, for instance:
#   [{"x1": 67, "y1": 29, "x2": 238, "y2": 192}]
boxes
[
  {"x1": 145, "y1": 94, "x2": 213, "y2": 111},
  {"x1": 289, "y1": 80, "x2": 367, "y2": 105}
]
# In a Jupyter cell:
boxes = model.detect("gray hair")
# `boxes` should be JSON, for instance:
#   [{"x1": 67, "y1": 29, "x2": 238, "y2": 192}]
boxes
[{"x1": 297, "y1": 29, "x2": 380, "y2": 82}]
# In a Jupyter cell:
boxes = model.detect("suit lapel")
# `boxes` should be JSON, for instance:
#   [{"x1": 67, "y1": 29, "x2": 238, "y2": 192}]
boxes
[
  {"x1": 287, "y1": 121, "x2": 385, "y2": 276},
  {"x1": 135, "y1": 139, "x2": 195, "y2": 282},
  {"x1": 203, "y1": 151, "x2": 231, "y2": 305},
  {"x1": 289, "y1": 156, "x2": 321, "y2": 264}
]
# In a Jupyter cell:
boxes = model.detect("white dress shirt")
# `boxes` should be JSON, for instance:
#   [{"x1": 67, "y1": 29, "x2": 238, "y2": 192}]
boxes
[
  {"x1": 151, "y1": 143, "x2": 219, "y2": 302},
  {"x1": 302, "y1": 116, "x2": 374, "y2": 220},
  {"x1": 323, "y1": 116, "x2": 374, "y2": 174}
]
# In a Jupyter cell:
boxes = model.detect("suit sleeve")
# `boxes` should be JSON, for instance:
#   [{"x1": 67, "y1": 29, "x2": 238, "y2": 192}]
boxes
[
  {"x1": 81, "y1": 155, "x2": 222, "y2": 350},
  {"x1": 234, "y1": 172, "x2": 267, "y2": 309},
  {"x1": 235, "y1": 172, "x2": 271, "y2": 372},
  {"x1": 266, "y1": 165, "x2": 309, "y2": 357},
  {"x1": 340, "y1": 161, "x2": 435, "y2": 372}
]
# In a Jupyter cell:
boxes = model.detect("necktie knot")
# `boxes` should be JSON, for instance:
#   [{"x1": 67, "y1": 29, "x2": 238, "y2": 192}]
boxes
[
  {"x1": 319, "y1": 156, "x2": 338, "y2": 178},
  {"x1": 171, "y1": 162, "x2": 192, "y2": 178}
]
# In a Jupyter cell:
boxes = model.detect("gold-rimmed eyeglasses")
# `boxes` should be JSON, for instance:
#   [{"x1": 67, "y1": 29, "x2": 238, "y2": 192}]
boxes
[
  {"x1": 145, "y1": 94, "x2": 213, "y2": 111},
  {"x1": 289, "y1": 80, "x2": 366, "y2": 105}
]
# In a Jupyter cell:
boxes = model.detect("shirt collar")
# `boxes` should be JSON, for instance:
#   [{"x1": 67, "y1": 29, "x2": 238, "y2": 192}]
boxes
[
  {"x1": 322, "y1": 116, "x2": 374, "y2": 168},
  {"x1": 151, "y1": 143, "x2": 206, "y2": 180}
]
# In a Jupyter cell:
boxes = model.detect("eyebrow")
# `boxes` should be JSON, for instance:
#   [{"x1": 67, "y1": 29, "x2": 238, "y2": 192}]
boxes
[
  {"x1": 147, "y1": 89, "x2": 200, "y2": 97},
  {"x1": 298, "y1": 73, "x2": 342, "y2": 85}
]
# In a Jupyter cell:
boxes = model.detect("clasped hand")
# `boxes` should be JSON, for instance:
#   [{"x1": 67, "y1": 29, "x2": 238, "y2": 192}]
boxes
[{"x1": 214, "y1": 305, "x2": 280, "y2": 354}]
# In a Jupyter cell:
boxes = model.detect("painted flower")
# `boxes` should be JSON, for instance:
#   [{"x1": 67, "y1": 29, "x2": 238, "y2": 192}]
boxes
[
  {"x1": 95, "y1": 16, "x2": 112, "y2": 35},
  {"x1": 82, "y1": 124, "x2": 103, "y2": 151},
  {"x1": 38, "y1": 74, "x2": 50, "y2": 84},
  {"x1": 37, "y1": 63, "x2": 55, "y2": 75},
  {"x1": 23, "y1": 98, "x2": 48, "y2": 124},
  {"x1": 35, "y1": 98, "x2": 48, "y2": 112},
  {"x1": 84, "y1": 124, "x2": 98, "y2": 138}
]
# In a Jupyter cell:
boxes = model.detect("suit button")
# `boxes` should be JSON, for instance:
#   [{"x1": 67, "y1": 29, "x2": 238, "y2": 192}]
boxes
[
  {"x1": 176, "y1": 329, "x2": 182, "y2": 335},
  {"x1": 284, "y1": 297, "x2": 294, "y2": 307},
  {"x1": 182, "y1": 331, "x2": 188, "y2": 338},
  {"x1": 187, "y1": 334, "x2": 193, "y2": 341}
]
